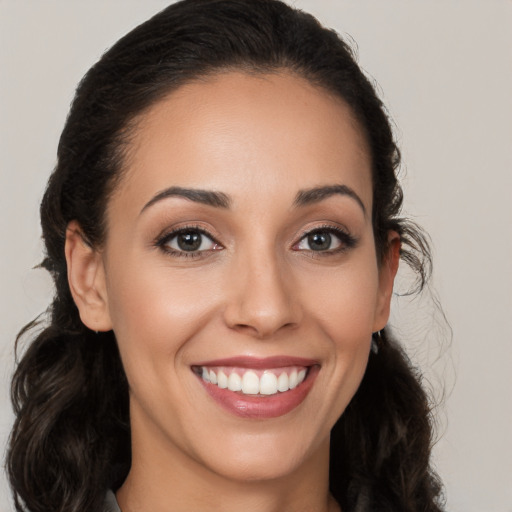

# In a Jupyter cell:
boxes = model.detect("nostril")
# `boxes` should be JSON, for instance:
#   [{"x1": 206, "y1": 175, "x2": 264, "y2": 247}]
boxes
[
  {"x1": 231, "y1": 320, "x2": 298, "y2": 340},
  {"x1": 222, "y1": 269, "x2": 302, "y2": 337}
]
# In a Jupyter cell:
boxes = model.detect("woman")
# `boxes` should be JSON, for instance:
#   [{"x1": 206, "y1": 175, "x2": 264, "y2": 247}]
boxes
[{"x1": 8, "y1": 0, "x2": 443, "y2": 511}]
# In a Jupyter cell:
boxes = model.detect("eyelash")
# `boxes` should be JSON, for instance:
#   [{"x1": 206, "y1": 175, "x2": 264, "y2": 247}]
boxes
[
  {"x1": 155, "y1": 225, "x2": 222, "y2": 259},
  {"x1": 293, "y1": 225, "x2": 358, "y2": 256},
  {"x1": 154, "y1": 224, "x2": 357, "y2": 259}
]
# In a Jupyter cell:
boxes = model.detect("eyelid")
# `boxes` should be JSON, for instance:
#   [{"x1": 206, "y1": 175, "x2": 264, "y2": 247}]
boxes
[
  {"x1": 154, "y1": 224, "x2": 223, "y2": 258},
  {"x1": 292, "y1": 224, "x2": 358, "y2": 253},
  {"x1": 152, "y1": 222, "x2": 357, "y2": 259}
]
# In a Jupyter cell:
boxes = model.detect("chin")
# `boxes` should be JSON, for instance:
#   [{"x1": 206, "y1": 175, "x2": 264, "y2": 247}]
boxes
[
  {"x1": 190, "y1": 427, "x2": 329, "y2": 484},
  {"x1": 207, "y1": 450, "x2": 310, "y2": 483}
]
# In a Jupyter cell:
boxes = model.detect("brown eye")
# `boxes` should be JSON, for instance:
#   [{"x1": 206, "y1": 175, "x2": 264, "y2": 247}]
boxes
[
  {"x1": 296, "y1": 229, "x2": 342, "y2": 252},
  {"x1": 163, "y1": 229, "x2": 218, "y2": 253},
  {"x1": 176, "y1": 232, "x2": 203, "y2": 251},
  {"x1": 307, "y1": 232, "x2": 332, "y2": 251}
]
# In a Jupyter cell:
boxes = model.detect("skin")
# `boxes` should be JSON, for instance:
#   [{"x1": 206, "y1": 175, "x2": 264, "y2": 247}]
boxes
[{"x1": 66, "y1": 71, "x2": 400, "y2": 512}]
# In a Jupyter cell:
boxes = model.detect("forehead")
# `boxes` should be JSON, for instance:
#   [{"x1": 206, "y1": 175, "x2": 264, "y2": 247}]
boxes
[{"x1": 113, "y1": 71, "x2": 372, "y2": 214}]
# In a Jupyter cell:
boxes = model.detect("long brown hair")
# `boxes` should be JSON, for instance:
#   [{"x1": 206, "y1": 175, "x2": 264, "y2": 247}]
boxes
[{"x1": 9, "y1": 1, "x2": 443, "y2": 510}]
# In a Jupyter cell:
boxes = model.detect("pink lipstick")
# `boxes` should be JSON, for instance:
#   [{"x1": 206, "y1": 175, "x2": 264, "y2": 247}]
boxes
[{"x1": 192, "y1": 356, "x2": 319, "y2": 419}]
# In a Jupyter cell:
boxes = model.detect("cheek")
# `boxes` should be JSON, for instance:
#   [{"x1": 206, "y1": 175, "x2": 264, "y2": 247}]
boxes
[
  {"x1": 297, "y1": 254, "x2": 379, "y2": 412},
  {"x1": 300, "y1": 257, "x2": 380, "y2": 342},
  {"x1": 105, "y1": 257, "x2": 223, "y2": 366}
]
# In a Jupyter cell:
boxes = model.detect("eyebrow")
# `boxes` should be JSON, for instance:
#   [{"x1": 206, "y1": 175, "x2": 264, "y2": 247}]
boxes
[
  {"x1": 293, "y1": 184, "x2": 366, "y2": 215},
  {"x1": 140, "y1": 183, "x2": 366, "y2": 215},
  {"x1": 140, "y1": 186, "x2": 231, "y2": 214}
]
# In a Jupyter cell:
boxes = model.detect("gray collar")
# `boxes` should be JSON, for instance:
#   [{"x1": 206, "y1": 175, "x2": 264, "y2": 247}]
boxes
[{"x1": 104, "y1": 490, "x2": 122, "y2": 512}]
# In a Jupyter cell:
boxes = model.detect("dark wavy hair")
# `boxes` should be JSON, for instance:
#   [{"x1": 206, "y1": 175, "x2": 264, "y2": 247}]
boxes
[{"x1": 8, "y1": 1, "x2": 444, "y2": 511}]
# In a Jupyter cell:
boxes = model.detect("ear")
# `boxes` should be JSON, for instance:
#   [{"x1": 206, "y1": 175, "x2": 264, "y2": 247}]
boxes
[
  {"x1": 65, "y1": 220, "x2": 112, "y2": 332},
  {"x1": 372, "y1": 231, "x2": 401, "y2": 332}
]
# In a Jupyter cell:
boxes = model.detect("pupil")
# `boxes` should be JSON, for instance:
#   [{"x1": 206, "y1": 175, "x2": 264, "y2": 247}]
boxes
[
  {"x1": 308, "y1": 232, "x2": 331, "y2": 251},
  {"x1": 177, "y1": 232, "x2": 201, "y2": 251}
]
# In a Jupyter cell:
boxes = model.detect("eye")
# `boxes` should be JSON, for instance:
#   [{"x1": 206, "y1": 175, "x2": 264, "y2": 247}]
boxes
[
  {"x1": 156, "y1": 227, "x2": 221, "y2": 256},
  {"x1": 294, "y1": 227, "x2": 356, "y2": 253}
]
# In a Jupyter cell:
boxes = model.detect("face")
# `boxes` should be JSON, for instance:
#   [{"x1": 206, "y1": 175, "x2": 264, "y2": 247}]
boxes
[{"x1": 90, "y1": 72, "x2": 397, "y2": 483}]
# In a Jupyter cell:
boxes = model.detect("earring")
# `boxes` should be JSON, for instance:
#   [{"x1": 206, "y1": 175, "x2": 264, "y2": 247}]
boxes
[{"x1": 371, "y1": 331, "x2": 383, "y2": 355}]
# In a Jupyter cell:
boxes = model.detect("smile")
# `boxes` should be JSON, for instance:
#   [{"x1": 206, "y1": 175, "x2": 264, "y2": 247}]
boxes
[
  {"x1": 191, "y1": 356, "x2": 319, "y2": 419},
  {"x1": 196, "y1": 366, "x2": 308, "y2": 396}
]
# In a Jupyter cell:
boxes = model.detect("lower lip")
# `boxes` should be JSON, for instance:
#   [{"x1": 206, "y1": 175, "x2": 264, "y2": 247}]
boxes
[{"x1": 196, "y1": 366, "x2": 319, "y2": 419}]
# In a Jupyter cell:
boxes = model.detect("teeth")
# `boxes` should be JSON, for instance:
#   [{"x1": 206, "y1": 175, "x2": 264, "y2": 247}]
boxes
[
  {"x1": 199, "y1": 366, "x2": 308, "y2": 395},
  {"x1": 277, "y1": 372, "x2": 289, "y2": 392},
  {"x1": 242, "y1": 371, "x2": 260, "y2": 394},
  {"x1": 289, "y1": 370, "x2": 298, "y2": 389},
  {"x1": 260, "y1": 372, "x2": 278, "y2": 395},
  {"x1": 217, "y1": 370, "x2": 228, "y2": 389},
  {"x1": 228, "y1": 372, "x2": 242, "y2": 392}
]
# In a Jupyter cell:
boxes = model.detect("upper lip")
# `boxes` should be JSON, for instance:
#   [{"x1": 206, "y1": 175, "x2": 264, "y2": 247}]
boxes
[{"x1": 191, "y1": 355, "x2": 318, "y2": 369}]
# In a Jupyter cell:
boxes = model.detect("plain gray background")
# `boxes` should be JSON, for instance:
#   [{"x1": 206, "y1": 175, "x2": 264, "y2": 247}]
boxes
[{"x1": 1, "y1": 1, "x2": 511, "y2": 511}]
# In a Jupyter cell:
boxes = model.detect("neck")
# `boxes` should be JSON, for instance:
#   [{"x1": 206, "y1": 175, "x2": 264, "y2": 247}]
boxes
[{"x1": 116, "y1": 426, "x2": 339, "y2": 512}]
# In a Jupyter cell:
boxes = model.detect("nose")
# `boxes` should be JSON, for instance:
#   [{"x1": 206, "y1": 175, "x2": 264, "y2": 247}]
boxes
[{"x1": 223, "y1": 250, "x2": 302, "y2": 339}]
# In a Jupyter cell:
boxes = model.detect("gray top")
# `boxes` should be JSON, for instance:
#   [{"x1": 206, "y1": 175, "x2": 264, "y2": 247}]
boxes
[{"x1": 104, "y1": 490, "x2": 121, "y2": 512}]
